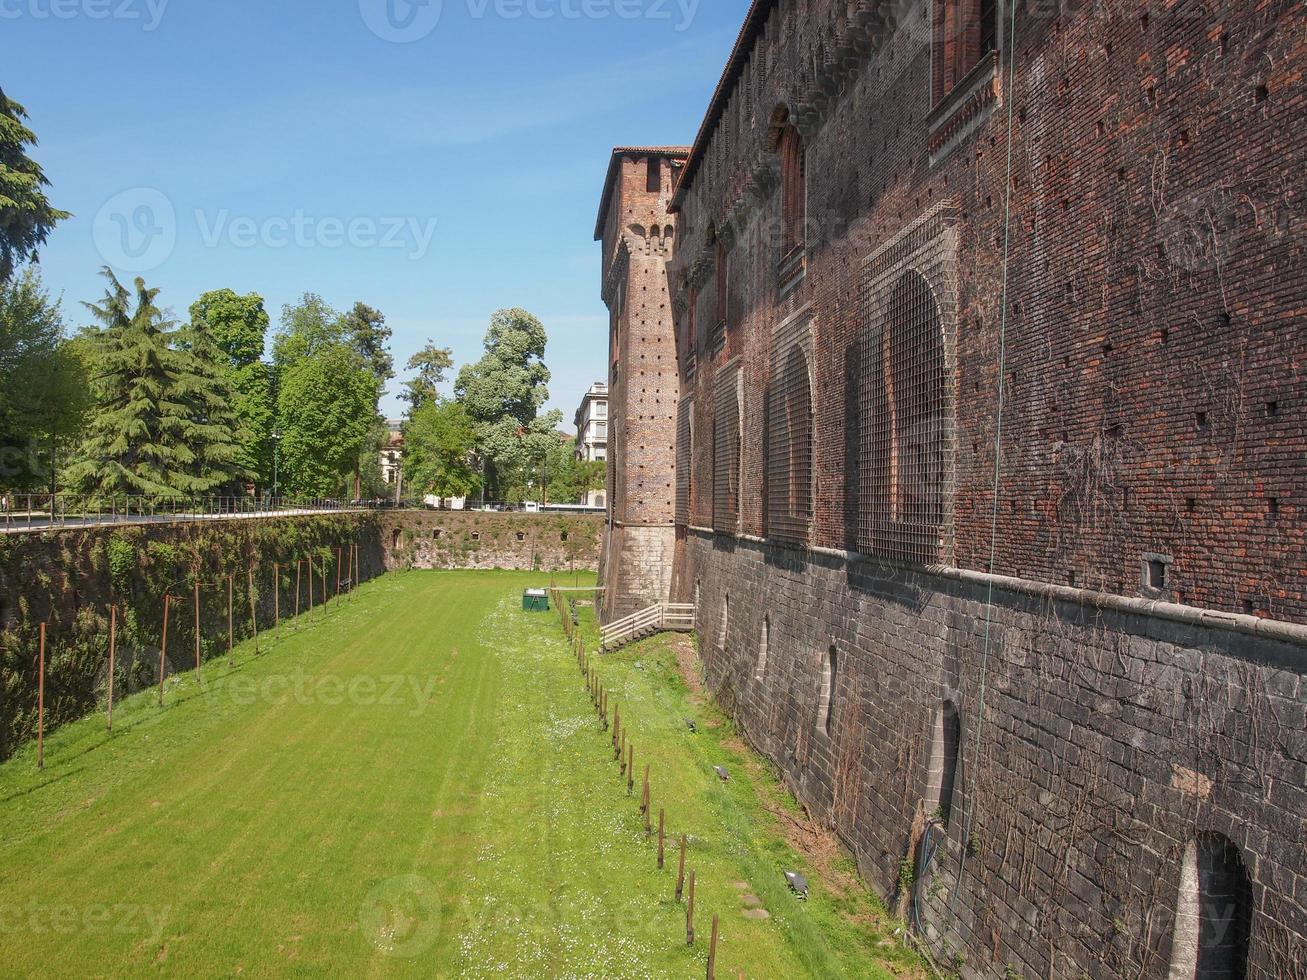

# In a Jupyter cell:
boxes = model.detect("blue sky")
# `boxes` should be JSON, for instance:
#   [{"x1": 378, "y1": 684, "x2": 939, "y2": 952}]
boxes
[{"x1": 2, "y1": 0, "x2": 747, "y2": 427}]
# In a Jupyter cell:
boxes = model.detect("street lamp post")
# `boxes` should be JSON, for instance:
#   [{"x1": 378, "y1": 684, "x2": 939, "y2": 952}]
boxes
[{"x1": 272, "y1": 431, "x2": 282, "y2": 507}]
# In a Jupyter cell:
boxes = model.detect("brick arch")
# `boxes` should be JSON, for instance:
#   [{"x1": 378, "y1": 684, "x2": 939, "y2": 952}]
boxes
[{"x1": 859, "y1": 256, "x2": 955, "y2": 564}]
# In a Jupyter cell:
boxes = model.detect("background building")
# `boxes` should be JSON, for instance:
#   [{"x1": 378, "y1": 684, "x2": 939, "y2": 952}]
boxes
[
  {"x1": 573, "y1": 382, "x2": 609, "y2": 507},
  {"x1": 380, "y1": 420, "x2": 404, "y2": 495},
  {"x1": 600, "y1": 1, "x2": 1305, "y2": 977}
]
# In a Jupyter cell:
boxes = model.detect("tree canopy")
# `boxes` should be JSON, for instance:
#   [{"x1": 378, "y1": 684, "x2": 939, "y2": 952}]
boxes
[
  {"x1": 0, "y1": 87, "x2": 69, "y2": 284},
  {"x1": 0, "y1": 268, "x2": 90, "y2": 489},
  {"x1": 403, "y1": 399, "x2": 481, "y2": 500}
]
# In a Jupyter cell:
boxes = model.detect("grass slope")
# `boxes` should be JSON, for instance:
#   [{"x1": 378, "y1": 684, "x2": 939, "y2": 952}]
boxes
[{"x1": 0, "y1": 571, "x2": 924, "y2": 979}]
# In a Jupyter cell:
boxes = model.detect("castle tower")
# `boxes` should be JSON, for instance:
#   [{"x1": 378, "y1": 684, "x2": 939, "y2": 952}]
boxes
[{"x1": 593, "y1": 147, "x2": 689, "y2": 622}]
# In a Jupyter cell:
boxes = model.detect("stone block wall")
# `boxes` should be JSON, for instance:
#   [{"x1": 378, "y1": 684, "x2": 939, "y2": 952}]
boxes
[
  {"x1": 682, "y1": 530, "x2": 1306, "y2": 979},
  {"x1": 378, "y1": 511, "x2": 601, "y2": 573}
]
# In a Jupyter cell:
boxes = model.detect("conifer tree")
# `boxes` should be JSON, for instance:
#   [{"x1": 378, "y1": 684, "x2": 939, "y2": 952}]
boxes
[{"x1": 66, "y1": 269, "x2": 196, "y2": 495}]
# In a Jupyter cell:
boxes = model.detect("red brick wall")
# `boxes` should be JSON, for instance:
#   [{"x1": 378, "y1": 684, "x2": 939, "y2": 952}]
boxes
[{"x1": 667, "y1": 0, "x2": 1305, "y2": 623}]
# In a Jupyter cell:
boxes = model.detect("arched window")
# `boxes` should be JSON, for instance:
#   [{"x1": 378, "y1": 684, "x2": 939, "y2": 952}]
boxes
[
  {"x1": 817, "y1": 645, "x2": 838, "y2": 737},
  {"x1": 767, "y1": 343, "x2": 813, "y2": 542},
  {"x1": 862, "y1": 270, "x2": 948, "y2": 563},
  {"x1": 1172, "y1": 834, "x2": 1253, "y2": 980},
  {"x1": 778, "y1": 122, "x2": 806, "y2": 253},
  {"x1": 720, "y1": 594, "x2": 730, "y2": 652},
  {"x1": 925, "y1": 702, "x2": 961, "y2": 826},
  {"x1": 713, "y1": 367, "x2": 742, "y2": 532},
  {"x1": 756, "y1": 615, "x2": 770, "y2": 682}
]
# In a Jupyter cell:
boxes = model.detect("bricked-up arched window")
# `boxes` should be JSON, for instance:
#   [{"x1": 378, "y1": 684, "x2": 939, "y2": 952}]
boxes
[
  {"x1": 1171, "y1": 835, "x2": 1254, "y2": 980},
  {"x1": 925, "y1": 702, "x2": 961, "y2": 826},
  {"x1": 861, "y1": 271, "x2": 948, "y2": 563},
  {"x1": 778, "y1": 123, "x2": 806, "y2": 253},
  {"x1": 713, "y1": 365, "x2": 742, "y2": 532},
  {"x1": 767, "y1": 342, "x2": 814, "y2": 542},
  {"x1": 933, "y1": 0, "x2": 999, "y2": 101},
  {"x1": 816, "y1": 645, "x2": 838, "y2": 737}
]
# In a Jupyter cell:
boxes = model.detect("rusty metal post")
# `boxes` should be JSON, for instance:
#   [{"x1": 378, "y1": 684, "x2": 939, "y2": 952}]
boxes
[
  {"x1": 107, "y1": 606, "x2": 117, "y2": 732},
  {"x1": 159, "y1": 594, "x2": 171, "y2": 706},
  {"x1": 193, "y1": 579, "x2": 201, "y2": 671},
  {"x1": 37, "y1": 622, "x2": 46, "y2": 769},
  {"x1": 227, "y1": 575, "x2": 234, "y2": 665},
  {"x1": 248, "y1": 568, "x2": 259, "y2": 654},
  {"x1": 707, "y1": 914, "x2": 719, "y2": 979}
]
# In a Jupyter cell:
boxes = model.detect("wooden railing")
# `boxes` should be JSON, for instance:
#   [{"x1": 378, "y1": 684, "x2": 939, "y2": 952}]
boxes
[{"x1": 600, "y1": 603, "x2": 696, "y2": 652}]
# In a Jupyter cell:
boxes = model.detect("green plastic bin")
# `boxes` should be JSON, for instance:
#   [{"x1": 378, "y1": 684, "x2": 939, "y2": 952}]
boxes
[{"x1": 522, "y1": 589, "x2": 550, "y2": 612}]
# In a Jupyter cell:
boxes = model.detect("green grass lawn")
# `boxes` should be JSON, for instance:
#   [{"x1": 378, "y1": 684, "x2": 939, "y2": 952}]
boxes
[{"x1": 0, "y1": 570, "x2": 925, "y2": 978}]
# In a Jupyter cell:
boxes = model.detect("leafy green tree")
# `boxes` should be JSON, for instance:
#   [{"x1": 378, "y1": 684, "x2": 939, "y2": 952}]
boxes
[
  {"x1": 455, "y1": 308, "x2": 555, "y2": 498},
  {"x1": 66, "y1": 270, "x2": 197, "y2": 495},
  {"x1": 276, "y1": 343, "x2": 381, "y2": 496},
  {"x1": 189, "y1": 289, "x2": 273, "y2": 485},
  {"x1": 0, "y1": 87, "x2": 70, "y2": 284},
  {"x1": 340, "y1": 301, "x2": 394, "y2": 387},
  {"x1": 173, "y1": 316, "x2": 252, "y2": 492},
  {"x1": 404, "y1": 400, "x2": 481, "y2": 500},
  {"x1": 271, "y1": 293, "x2": 343, "y2": 370},
  {"x1": 403, "y1": 341, "x2": 454, "y2": 409},
  {"x1": 0, "y1": 268, "x2": 91, "y2": 489},
  {"x1": 189, "y1": 288, "x2": 268, "y2": 368},
  {"x1": 548, "y1": 451, "x2": 606, "y2": 504}
]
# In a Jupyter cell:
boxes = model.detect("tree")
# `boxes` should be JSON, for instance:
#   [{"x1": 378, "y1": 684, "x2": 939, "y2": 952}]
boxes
[
  {"x1": 403, "y1": 400, "x2": 481, "y2": 500},
  {"x1": 276, "y1": 343, "x2": 381, "y2": 496},
  {"x1": 189, "y1": 289, "x2": 273, "y2": 486},
  {"x1": 340, "y1": 301, "x2": 394, "y2": 387},
  {"x1": 0, "y1": 87, "x2": 70, "y2": 284},
  {"x1": 455, "y1": 308, "x2": 551, "y2": 428},
  {"x1": 454, "y1": 308, "x2": 555, "y2": 498},
  {"x1": 0, "y1": 267, "x2": 90, "y2": 489},
  {"x1": 65, "y1": 270, "x2": 197, "y2": 495},
  {"x1": 403, "y1": 341, "x2": 454, "y2": 409},
  {"x1": 173, "y1": 316, "x2": 251, "y2": 492},
  {"x1": 271, "y1": 293, "x2": 343, "y2": 370},
  {"x1": 189, "y1": 288, "x2": 268, "y2": 368}
]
